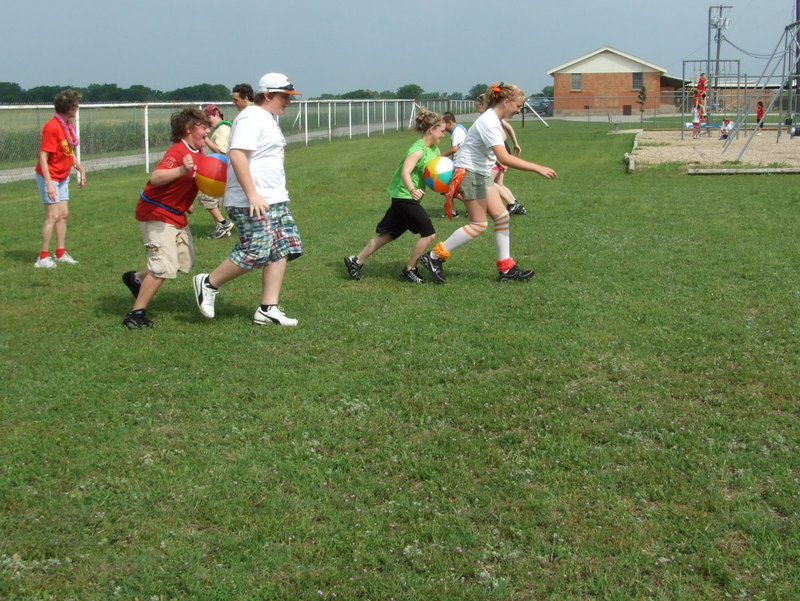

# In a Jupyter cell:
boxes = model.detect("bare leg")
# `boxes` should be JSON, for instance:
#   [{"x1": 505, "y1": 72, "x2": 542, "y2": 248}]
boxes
[
  {"x1": 207, "y1": 258, "x2": 249, "y2": 289},
  {"x1": 133, "y1": 272, "x2": 165, "y2": 311},
  {"x1": 208, "y1": 207, "x2": 226, "y2": 223},
  {"x1": 41, "y1": 202, "x2": 68, "y2": 252},
  {"x1": 261, "y1": 257, "x2": 288, "y2": 306},
  {"x1": 356, "y1": 233, "x2": 394, "y2": 264},
  {"x1": 407, "y1": 234, "x2": 434, "y2": 270}
]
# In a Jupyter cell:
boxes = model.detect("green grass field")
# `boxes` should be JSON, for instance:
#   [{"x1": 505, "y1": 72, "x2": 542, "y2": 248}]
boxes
[{"x1": 1, "y1": 121, "x2": 798, "y2": 600}]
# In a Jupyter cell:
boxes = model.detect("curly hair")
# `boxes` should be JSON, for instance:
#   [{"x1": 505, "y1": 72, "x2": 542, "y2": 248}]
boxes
[
  {"x1": 170, "y1": 107, "x2": 210, "y2": 143},
  {"x1": 53, "y1": 89, "x2": 81, "y2": 115}
]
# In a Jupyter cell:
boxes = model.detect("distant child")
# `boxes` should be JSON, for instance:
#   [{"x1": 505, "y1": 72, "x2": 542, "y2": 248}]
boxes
[
  {"x1": 441, "y1": 111, "x2": 467, "y2": 218},
  {"x1": 696, "y1": 73, "x2": 707, "y2": 97},
  {"x1": 692, "y1": 106, "x2": 701, "y2": 139},
  {"x1": 34, "y1": 88, "x2": 86, "y2": 268},
  {"x1": 198, "y1": 104, "x2": 234, "y2": 239},
  {"x1": 442, "y1": 112, "x2": 467, "y2": 159},
  {"x1": 121, "y1": 107, "x2": 210, "y2": 329},
  {"x1": 720, "y1": 118, "x2": 733, "y2": 140},
  {"x1": 756, "y1": 101, "x2": 765, "y2": 133},
  {"x1": 344, "y1": 107, "x2": 446, "y2": 283}
]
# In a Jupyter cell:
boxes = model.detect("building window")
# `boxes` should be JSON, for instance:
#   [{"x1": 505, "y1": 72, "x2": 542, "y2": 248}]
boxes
[
  {"x1": 571, "y1": 73, "x2": 582, "y2": 91},
  {"x1": 632, "y1": 72, "x2": 643, "y2": 90}
]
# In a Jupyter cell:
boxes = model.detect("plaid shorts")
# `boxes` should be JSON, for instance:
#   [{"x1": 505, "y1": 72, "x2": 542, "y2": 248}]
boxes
[{"x1": 227, "y1": 203, "x2": 303, "y2": 269}]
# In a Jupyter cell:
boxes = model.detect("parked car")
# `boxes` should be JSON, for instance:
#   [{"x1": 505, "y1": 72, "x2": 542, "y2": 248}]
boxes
[{"x1": 521, "y1": 97, "x2": 552, "y2": 116}]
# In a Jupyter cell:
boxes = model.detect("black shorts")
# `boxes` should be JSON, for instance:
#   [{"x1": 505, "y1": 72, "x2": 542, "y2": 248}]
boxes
[{"x1": 376, "y1": 198, "x2": 435, "y2": 239}]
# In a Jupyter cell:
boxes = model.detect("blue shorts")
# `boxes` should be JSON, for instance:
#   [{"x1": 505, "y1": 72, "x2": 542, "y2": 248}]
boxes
[
  {"x1": 227, "y1": 203, "x2": 303, "y2": 269},
  {"x1": 36, "y1": 173, "x2": 70, "y2": 204}
]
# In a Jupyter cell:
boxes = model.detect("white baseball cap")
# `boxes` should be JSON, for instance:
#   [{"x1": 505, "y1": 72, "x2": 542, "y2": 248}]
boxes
[{"x1": 256, "y1": 73, "x2": 301, "y2": 95}]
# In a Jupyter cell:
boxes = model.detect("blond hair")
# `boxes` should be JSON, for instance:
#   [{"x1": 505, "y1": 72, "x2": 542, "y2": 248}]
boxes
[
  {"x1": 414, "y1": 106, "x2": 442, "y2": 133},
  {"x1": 484, "y1": 82, "x2": 524, "y2": 109}
]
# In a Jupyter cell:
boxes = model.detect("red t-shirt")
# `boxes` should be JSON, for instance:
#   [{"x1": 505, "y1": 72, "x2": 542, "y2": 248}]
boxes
[
  {"x1": 135, "y1": 140, "x2": 201, "y2": 228},
  {"x1": 35, "y1": 116, "x2": 76, "y2": 181}
]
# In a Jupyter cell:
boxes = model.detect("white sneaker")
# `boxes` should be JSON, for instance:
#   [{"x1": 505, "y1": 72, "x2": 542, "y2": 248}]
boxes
[
  {"x1": 254, "y1": 305, "x2": 298, "y2": 327},
  {"x1": 34, "y1": 256, "x2": 57, "y2": 269},
  {"x1": 54, "y1": 252, "x2": 78, "y2": 264},
  {"x1": 193, "y1": 273, "x2": 218, "y2": 318}
]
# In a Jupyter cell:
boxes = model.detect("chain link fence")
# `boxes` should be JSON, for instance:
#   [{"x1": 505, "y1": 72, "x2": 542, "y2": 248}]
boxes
[{"x1": 0, "y1": 99, "x2": 475, "y2": 182}]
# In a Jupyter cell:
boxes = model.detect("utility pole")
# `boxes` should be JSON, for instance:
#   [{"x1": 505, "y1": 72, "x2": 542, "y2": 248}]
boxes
[
  {"x1": 707, "y1": 5, "x2": 732, "y2": 128},
  {"x1": 796, "y1": 0, "x2": 799, "y2": 111}
]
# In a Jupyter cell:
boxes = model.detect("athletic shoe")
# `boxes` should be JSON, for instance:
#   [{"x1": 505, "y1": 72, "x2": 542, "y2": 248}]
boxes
[
  {"x1": 400, "y1": 266, "x2": 426, "y2": 284},
  {"x1": 122, "y1": 271, "x2": 141, "y2": 298},
  {"x1": 506, "y1": 202, "x2": 527, "y2": 216},
  {"x1": 420, "y1": 253, "x2": 446, "y2": 284},
  {"x1": 498, "y1": 265, "x2": 535, "y2": 282},
  {"x1": 123, "y1": 312, "x2": 153, "y2": 329},
  {"x1": 34, "y1": 256, "x2": 57, "y2": 269},
  {"x1": 253, "y1": 305, "x2": 298, "y2": 327},
  {"x1": 54, "y1": 252, "x2": 78, "y2": 264},
  {"x1": 440, "y1": 210, "x2": 459, "y2": 218},
  {"x1": 207, "y1": 220, "x2": 234, "y2": 239},
  {"x1": 193, "y1": 273, "x2": 218, "y2": 318},
  {"x1": 344, "y1": 255, "x2": 362, "y2": 281}
]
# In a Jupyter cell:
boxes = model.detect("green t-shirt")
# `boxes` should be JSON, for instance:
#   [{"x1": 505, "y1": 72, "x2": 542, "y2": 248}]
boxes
[{"x1": 386, "y1": 138, "x2": 440, "y2": 199}]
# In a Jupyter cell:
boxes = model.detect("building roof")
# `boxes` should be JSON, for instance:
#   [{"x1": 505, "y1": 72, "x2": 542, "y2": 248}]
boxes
[{"x1": 547, "y1": 46, "x2": 667, "y2": 75}]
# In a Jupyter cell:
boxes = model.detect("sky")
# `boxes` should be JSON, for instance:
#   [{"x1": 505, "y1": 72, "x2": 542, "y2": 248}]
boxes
[{"x1": 3, "y1": 0, "x2": 795, "y2": 98}]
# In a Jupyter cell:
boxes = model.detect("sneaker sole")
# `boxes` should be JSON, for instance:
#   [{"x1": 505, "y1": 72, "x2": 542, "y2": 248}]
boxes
[
  {"x1": 499, "y1": 272, "x2": 535, "y2": 283},
  {"x1": 253, "y1": 313, "x2": 298, "y2": 327}
]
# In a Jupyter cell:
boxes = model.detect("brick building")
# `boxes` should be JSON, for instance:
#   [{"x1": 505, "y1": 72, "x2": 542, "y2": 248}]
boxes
[{"x1": 547, "y1": 47, "x2": 683, "y2": 116}]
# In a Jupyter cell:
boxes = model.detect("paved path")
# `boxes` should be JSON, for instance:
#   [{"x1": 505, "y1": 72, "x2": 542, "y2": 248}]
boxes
[{"x1": 0, "y1": 113, "x2": 652, "y2": 184}]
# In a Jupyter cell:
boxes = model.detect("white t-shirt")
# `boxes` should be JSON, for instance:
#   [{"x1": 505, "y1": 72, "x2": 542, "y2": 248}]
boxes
[
  {"x1": 454, "y1": 109, "x2": 505, "y2": 176},
  {"x1": 224, "y1": 105, "x2": 290, "y2": 208},
  {"x1": 449, "y1": 123, "x2": 467, "y2": 149}
]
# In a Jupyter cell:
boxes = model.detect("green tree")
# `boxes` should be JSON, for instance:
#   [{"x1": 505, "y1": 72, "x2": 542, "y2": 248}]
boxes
[
  {"x1": 24, "y1": 86, "x2": 64, "y2": 103},
  {"x1": 85, "y1": 83, "x2": 124, "y2": 102},
  {"x1": 123, "y1": 85, "x2": 162, "y2": 102},
  {"x1": 396, "y1": 83, "x2": 424, "y2": 99},
  {"x1": 340, "y1": 89, "x2": 380, "y2": 99},
  {"x1": 637, "y1": 85, "x2": 647, "y2": 126},
  {"x1": 0, "y1": 82, "x2": 24, "y2": 103},
  {"x1": 467, "y1": 83, "x2": 488, "y2": 100}
]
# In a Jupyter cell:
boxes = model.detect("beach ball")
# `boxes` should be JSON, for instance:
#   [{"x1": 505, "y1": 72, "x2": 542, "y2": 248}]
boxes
[
  {"x1": 196, "y1": 153, "x2": 228, "y2": 197},
  {"x1": 423, "y1": 156, "x2": 454, "y2": 193}
]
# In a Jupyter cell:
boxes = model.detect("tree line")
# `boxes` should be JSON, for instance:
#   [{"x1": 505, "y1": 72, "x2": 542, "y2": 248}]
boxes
[
  {"x1": 0, "y1": 81, "x2": 553, "y2": 104},
  {"x1": 0, "y1": 82, "x2": 232, "y2": 104}
]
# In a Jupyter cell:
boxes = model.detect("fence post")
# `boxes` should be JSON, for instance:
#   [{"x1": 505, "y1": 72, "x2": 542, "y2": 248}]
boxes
[
  {"x1": 144, "y1": 105, "x2": 151, "y2": 173},
  {"x1": 348, "y1": 102, "x2": 353, "y2": 139}
]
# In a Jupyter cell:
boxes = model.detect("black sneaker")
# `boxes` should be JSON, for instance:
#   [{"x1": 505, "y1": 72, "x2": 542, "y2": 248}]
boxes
[
  {"x1": 498, "y1": 265, "x2": 535, "y2": 282},
  {"x1": 122, "y1": 271, "x2": 140, "y2": 298},
  {"x1": 123, "y1": 311, "x2": 153, "y2": 329},
  {"x1": 507, "y1": 202, "x2": 527, "y2": 216},
  {"x1": 400, "y1": 266, "x2": 426, "y2": 284},
  {"x1": 440, "y1": 210, "x2": 459, "y2": 218},
  {"x1": 420, "y1": 253, "x2": 446, "y2": 284},
  {"x1": 344, "y1": 255, "x2": 362, "y2": 281}
]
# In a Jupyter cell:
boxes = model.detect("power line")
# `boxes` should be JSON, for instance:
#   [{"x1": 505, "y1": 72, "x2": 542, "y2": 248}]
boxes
[{"x1": 720, "y1": 35, "x2": 777, "y2": 59}]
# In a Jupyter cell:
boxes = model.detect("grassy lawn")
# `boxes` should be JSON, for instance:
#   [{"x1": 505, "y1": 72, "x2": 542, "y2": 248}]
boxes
[{"x1": 1, "y1": 121, "x2": 798, "y2": 600}]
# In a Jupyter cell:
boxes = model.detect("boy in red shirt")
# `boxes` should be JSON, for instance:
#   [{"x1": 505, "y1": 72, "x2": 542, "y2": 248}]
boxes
[{"x1": 121, "y1": 108, "x2": 210, "y2": 329}]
